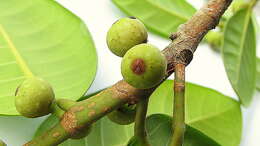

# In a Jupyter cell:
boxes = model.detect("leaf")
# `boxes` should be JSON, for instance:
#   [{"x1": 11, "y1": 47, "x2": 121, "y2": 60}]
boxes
[
  {"x1": 146, "y1": 114, "x2": 220, "y2": 146},
  {"x1": 222, "y1": 8, "x2": 256, "y2": 106},
  {"x1": 112, "y1": 0, "x2": 196, "y2": 38},
  {"x1": 257, "y1": 58, "x2": 260, "y2": 91},
  {"x1": 0, "y1": 0, "x2": 97, "y2": 115},
  {"x1": 35, "y1": 115, "x2": 134, "y2": 146},
  {"x1": 148, "y1": 80, "x2": 242, "y2": 146}
]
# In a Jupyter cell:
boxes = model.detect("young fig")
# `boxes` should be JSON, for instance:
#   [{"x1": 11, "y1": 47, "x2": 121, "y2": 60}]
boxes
[
  {"x1": 107, "y1": 104, "x2": 136, "y2": 125},
  {"x1": 15, "y1": 77, "x2": 55, "y2": 118},
  {"x1": 121, "y1": 44, "x2": 167, "y2": 89},
  {"x1": 106, "y1": 17, "x2": 148, "y2": 57},
  {"x1": 205, "y1": 31, "x2": 223, "y2": 52}
]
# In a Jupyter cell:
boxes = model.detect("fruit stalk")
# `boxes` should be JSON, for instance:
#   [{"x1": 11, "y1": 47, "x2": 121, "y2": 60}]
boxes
[
  {"x1": 25, "y1": 0, "x2": 233, "y2": 145},
  {"x1": 134, "y1": 96, "x2": 150, "y2": 146},
  {"x1": 170, "y1": 64, "x2": 186, "y2": 146}
]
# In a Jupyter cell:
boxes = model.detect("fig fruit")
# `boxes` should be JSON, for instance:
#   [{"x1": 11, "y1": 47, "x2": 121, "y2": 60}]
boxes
[
  {"x1": 15, "y1": 77, "x2": 55, "y2": 118},
  {"x1": 121, "y1": 44, "x2": 167, "y2": 89},
  {"x1": 106, "y1": 17, "x2": 148, "y2": 57},
  {"x1": 107, "y1": 104, "x2": 136, "y2": 125}
]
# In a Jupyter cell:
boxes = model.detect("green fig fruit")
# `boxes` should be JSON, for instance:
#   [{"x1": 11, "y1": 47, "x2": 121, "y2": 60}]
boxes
[
  {"x1": 107, "y1": 104, "x2": 136, "y2": 125},
  {"x1": 15, "y1": 77, "x2": 55, "y2": 118},
  {"x1": 121, "y1": 44, "x2": 167, "y2": 89},
  {"x1": 106, "y1": 17, "x2": 148, "y2": 57},
  {"x1": 205, "y1": 31, "x2": 223, "y2": 52}
]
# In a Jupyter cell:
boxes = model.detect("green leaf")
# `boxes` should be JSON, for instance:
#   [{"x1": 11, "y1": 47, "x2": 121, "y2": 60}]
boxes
[
  {"x1": 148, "y1": 80, "x2": 242, "y2": 146},
  {"x1": 146, "y1": 114, "x2": 220, "y2": 146},
  {"x1": 222, "y1": 8, "x2": 256, "y2": 106},
  {"x1": 0, "y1": 0, "x2": 97, "y2": 115},
  {"x1": 112, "y1": 0, "x2": 196, "y2": 38},
  {"x1": 257, "y1": 58, "x2": 260, "y2": 91}
]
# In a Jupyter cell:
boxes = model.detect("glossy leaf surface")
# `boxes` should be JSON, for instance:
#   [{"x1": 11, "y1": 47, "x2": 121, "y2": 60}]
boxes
[
  {"x1": 0, "y1": 0, "x2": 97, "y2": 115},
  {"x1": 146, "y1": 114, "x2": 220, "y2": 146},
  {"x1": 222, "y1": 8, "x2": 256, "y2": 106}
]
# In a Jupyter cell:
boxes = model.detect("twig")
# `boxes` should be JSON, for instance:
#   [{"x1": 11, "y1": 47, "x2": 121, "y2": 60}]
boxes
[
  {"x1": 134, "y1": 96, "x2": 150, "y2": 145},
  {"x1": 25, "y1": 0, "x2": 232, "y2": 145},
  {"x1": 170, "y1": 64, "x2": 186, "y2": 146}
]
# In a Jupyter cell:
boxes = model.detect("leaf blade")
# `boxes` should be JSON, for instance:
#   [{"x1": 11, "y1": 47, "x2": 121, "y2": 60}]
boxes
[
  {"x1": 257, "y1": 58, "x2": 260, "y2": 91},
  {"x1": 146, "y1": 114, "x2": 220, "y2": 146},
  {"x1": 222, "y1": 8, "x2": 256, "y2": 106}
]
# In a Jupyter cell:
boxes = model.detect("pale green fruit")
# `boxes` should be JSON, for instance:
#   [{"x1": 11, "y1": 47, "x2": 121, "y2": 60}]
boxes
[
  {"x1": 15, "y1": 77, "x2": 55, "y2": 118},
  {"x1": 107, "y1": 104, "x2": 136, "y2": 125},
  {"x1": 121, "y1": 44, "x2": 167, "y2": 89},
  {"x1": 106, "y1": 17, "x2": 148, "y2": 57},
  {"x1": 205, "y1": 31, "x2": 223, "y2": 52},
  {"x1": 70, "y1": 125, "x2": 92, "y2": 139}
]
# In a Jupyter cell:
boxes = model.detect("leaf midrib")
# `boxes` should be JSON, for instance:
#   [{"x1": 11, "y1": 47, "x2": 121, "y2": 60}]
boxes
[{"x1": 0, "y1": 24, "x2": 34, "y2": 77}]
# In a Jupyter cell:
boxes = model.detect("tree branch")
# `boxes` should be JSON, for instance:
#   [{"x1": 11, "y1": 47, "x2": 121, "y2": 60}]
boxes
[{"x1": 25, "y1": 0, "x2": 232, "y2": 145}]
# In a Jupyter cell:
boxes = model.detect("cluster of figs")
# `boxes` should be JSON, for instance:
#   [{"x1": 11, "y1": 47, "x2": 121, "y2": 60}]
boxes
[{"x1": 13, "y1": 17, "x2": 167, "y2": 141}]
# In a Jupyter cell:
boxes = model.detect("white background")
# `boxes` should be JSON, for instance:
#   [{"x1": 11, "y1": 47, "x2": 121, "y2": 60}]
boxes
[{"x1": 0, "y1": 0, "x2": 259, "y2": 145}]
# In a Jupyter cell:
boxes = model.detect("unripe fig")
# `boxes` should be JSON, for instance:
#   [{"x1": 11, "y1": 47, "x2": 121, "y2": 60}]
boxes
[
  {"x1": 231, "y1": 1, "x2": 249, "y2": 13},
  {"x1": 106, "y1": 17, "x2": 148, "y2": 57},
  {"x1": 70, "y1": 125, "x2": 92, "y2": 139},
  {"x1": 0, "y1": 139, "x2": 6, "y2": 146},
  {"x1": 107, "y1": 104, "x2": 136, "y2": 125},
  {"x1": 205, "y1": 31, "x2": 223, "y2": 52},
  {"x1": 121, "y1": 44, "x2": 167, "y2": 89},
  {"x1": 15, "y1": 77, "x2": 55, "y2": 118}
]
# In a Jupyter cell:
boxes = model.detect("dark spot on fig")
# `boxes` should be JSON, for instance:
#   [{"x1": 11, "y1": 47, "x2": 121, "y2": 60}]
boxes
[{"x1": 131, "y1": 59, "x2": 146, "y2": 75}]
